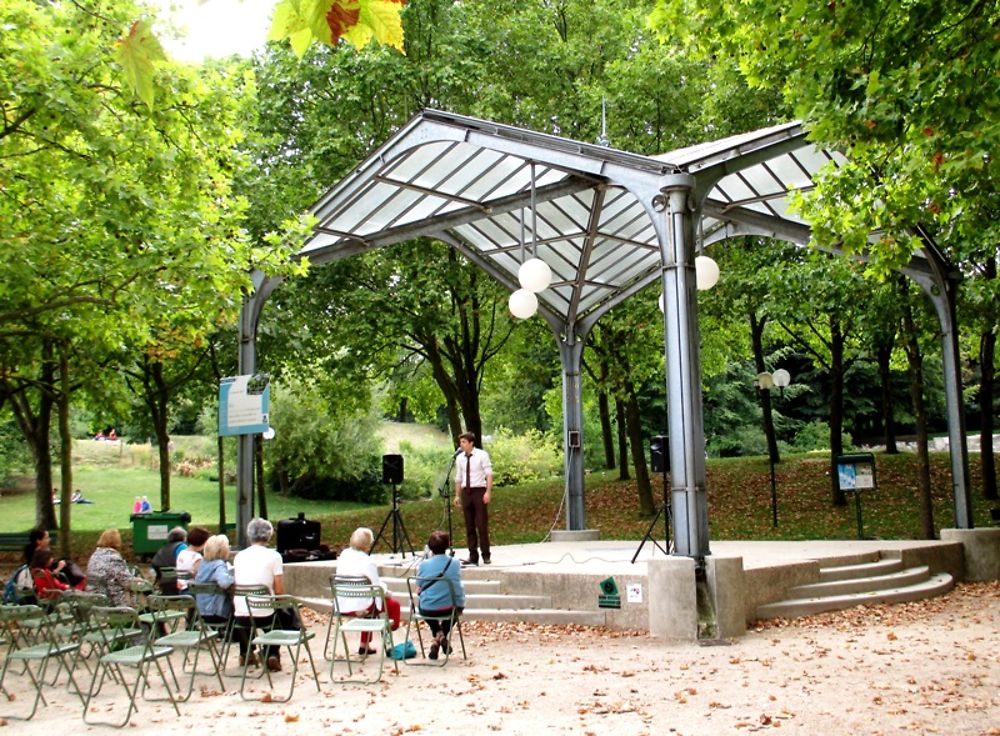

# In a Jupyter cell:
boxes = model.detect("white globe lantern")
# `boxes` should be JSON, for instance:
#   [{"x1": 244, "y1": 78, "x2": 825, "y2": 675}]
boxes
[
  {"x1": 772, "y1": 368, "x2": 791, "y2": 389},
  {"x1": 695, "y1": 255, "x2": 720, "y2": 290},
  {"x1": 658, "y1": 292, "x2": 665, "y2": 313},
  {"x1": 518, "y1": 257, "x2": 552, "y2": 293},
  {"x1": 508, "y1": 288, "x2": 538, "y2": 319}
]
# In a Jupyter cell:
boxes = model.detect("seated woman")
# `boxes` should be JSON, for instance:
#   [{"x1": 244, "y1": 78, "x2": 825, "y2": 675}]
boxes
[
  {"x1": 193, "y1": 534, "x2": 248, "y2": 660},
  {"x1": 24, "y1": 528, "x2": 86, "y2": 588},
  {"x1": 86, "y1": 529, "x2": 138, "y2": 606},
  {"x1": 175, "y1": 526, "x2": 210, "y2": 591},
  {"x1": 233, "y1": 518, "x2": 296, "y2": 672},
  {"x1": 335, "y1": 527, "x2": 402, "y2": 655},
  {"x1": 416, "y1": 530, "x2": 466, "y2": 660},
  {"x1": 150, "y1": 527, "x2": 187, "y2": 595},
  {"x1": 31, "y1": 547, "x2": 83, "y2": 600}
]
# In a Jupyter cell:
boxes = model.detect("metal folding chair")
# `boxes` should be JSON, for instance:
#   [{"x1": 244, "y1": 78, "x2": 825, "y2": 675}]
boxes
[
  {"x1": 0, "y1": 604, "x2": 85, "y2": 720},
  {"x1": 239, "y1": 594, "x2": 319, "y2": 702},
  {"x1": 404, "y1": 575, "x2": 466, "y2": 666},
  {"x1": 328, "y1": 578, "x2": 398, "y2": 683},
  {"x1": 146, "y1": 594, "x2": 224, "y2": 700},
  {"x1": 322, "y1": 574, "x2": 369, "y2": 660},
  {"x1": 83, "y1": 606, "x2": 180, "y2": 728},
  {"x1": 186, "y1": 581, "x2": 237, "y2": 669}
]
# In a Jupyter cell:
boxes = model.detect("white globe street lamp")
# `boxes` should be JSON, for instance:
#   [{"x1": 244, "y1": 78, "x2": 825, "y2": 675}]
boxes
[
  {"x1": 695, "y1": 255, "x2": 720, "y2": 290},
  {"x1": 518, "y1": 257, "x2": 552, "y2": 293},
  {"x1": 508, "y1": 288, "x2": 538, "y2": 319}
]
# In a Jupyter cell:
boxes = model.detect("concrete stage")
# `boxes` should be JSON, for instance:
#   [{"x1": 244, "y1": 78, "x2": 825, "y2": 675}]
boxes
[{"x1": 284, "y1": 535, "x2": 994, "y2": 641}]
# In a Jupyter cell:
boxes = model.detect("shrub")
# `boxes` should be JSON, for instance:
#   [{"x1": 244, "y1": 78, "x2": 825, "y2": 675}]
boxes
[{"x1": 482, "y1": 428, "x2": 562, "y2": 486}]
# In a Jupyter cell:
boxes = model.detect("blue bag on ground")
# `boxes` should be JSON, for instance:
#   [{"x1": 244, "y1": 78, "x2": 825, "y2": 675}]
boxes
[{"x1": 389, "y1": 640, "x2": 417, "y2": 660}]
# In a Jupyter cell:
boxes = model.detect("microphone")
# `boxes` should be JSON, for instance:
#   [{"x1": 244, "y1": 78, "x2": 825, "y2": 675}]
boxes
[{"x1": 453, "y1": 448, "x2": 463, "y2": 457}]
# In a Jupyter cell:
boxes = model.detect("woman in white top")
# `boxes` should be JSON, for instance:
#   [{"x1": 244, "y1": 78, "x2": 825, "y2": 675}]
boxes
[
  {"x1": 233, "y1": 518, "x2": 294, "y2": 672},
  {"x1": 174, "y1": 526, "x2": 210, "y2": 591},
  {"x1": 335, "y1": 527, "x2": 401, "y2": 654}
]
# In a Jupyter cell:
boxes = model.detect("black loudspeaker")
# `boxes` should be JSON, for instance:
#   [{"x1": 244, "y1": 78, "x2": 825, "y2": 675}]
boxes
[
  {"x1": 382, "y1": 454, "x2": 404, "y2": 484},
  {"x1": 650, "y1": 435, "x2": 669, "y2": 474}
]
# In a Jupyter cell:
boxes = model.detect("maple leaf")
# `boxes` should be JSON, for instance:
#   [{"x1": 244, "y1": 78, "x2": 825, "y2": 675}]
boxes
[
  {"x1": 344, "y1": 0, "x2": 406, "y2": 52},
  {"x1": 327, "y1": 0, "x2": 361, "y2": 45},
  {"x1": 115, "y1": 19, "x2": 167, "y2": 110}
]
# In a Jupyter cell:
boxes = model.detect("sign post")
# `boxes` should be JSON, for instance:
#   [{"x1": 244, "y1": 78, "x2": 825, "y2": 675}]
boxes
[{"x1": 835, "y1": 453, "x2": 877, "y2": 539}]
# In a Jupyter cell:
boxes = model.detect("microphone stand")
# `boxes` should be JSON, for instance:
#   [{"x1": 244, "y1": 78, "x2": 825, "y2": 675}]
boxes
[{"x1": 438, "y1": 451, "x2": 460, "y2": 556}]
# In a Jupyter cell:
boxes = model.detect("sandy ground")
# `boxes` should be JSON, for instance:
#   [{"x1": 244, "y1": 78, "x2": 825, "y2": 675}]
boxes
[{"x1": 1, "y1": 581, "x2": 997, "y2": 736}]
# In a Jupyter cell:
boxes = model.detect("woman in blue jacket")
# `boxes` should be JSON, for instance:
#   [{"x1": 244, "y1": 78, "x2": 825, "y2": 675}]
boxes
[{"x1": 416, "y1": 531, "x2": 465, "y2": 659}]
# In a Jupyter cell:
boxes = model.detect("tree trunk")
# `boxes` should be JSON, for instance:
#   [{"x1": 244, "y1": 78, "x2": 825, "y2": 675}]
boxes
[
  {"x1": 829, "y1": 315, "x2": 847, "y2": 506},
  {"x1": 625, "y1": 389, "x2": 655, "y2": 516},
  {"x1": 900, "y1": 287, "x2": 935, "y2": 538},
  {"x1": 597, "y1": 388, "x2": 616, "y2": 470},
  {"x1": 145, "y1": 360, "x2": 172, "y2": 511},
  {"x1": 877, "y1": 339, "x2": 899, "y2": 454},
  {"x1": 615, "y1": 398, "x2": 630, "y2": 481},
  {"x1": 255, "y1": 433, "x2": 267, "y2": 519},
  {"x1": 8, "y1": 343, "x2": 58, "y2": 530},
  {"x1": 217, "y1": 435, "x2": 227, "y2": 533},
  {"x1": 980, "y1": 327, "x2": 998, "y2": 501},
  {"x1": 750, "y1": 311, "x2": 779, "y2": 464},
  {"x1": 979, "y1": 253, "x2": 998, "y2": 501},
  {"x1": 57, "y1": 348, "x2": 73, "y2": 559}
]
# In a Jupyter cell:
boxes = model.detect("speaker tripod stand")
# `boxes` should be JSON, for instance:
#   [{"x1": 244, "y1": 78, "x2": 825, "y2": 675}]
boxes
[
  {"x1": 372, "y1": 482, "x2": 415, "y2": 557},
  {"x1": 631, "y1": 469, "x2": 673, "y2": 563}
]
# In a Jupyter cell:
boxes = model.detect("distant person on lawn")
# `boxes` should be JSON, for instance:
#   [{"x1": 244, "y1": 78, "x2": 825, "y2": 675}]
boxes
[{"x1": 453, "y1": 431, "x2": 494, "y2": 566}]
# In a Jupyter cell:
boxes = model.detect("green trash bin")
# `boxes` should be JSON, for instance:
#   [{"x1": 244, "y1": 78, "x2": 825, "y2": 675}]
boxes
[{"x1": 131, "y1": 510, "x2": 192, "y2": 559}]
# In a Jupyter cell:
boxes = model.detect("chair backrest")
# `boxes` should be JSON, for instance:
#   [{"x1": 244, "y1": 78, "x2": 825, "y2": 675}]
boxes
[
  {"x1": 331, "y1": 577, "x2": 386, "y2": 619},
  {"x1": 233, "y1": 584, "x2": 270, "y2": 617},
  {"x1": 147, "y1": 594, "x2": 196, "y2": 614},
  {"x1": 58, "y1": 590, "x2": 110, "y2": 625}
]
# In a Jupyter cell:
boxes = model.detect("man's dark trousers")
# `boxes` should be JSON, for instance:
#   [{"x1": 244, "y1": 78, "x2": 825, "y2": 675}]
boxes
[{"x1": 461, "y1": 487, "x2": 490, "y2": 563}]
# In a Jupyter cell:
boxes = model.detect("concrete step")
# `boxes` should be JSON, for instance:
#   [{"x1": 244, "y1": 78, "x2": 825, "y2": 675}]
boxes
[
  {"x1": 381, "y1": 576, "x2": 501, "y2": 596},
  {"x1": 817, "y1": 557, "x2": 904, "y2": 582},
  {"x1": 395, "y1": 593, "x2": 551, "y2": 613},
  {"x1": 790, "y1": 565, "x2": 930, "y2": 598},
  {"x1": 297, "y1": 597, "x2": 604, "y2": 626},
  {"x1": 755, "y1": 572, "x2": 954, "y2": 620}
]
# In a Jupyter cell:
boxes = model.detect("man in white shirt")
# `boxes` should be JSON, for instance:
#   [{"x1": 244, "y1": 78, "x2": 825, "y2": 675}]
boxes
[{"x1": 453, "y1": 431, "x2": 494, "y2": 566}]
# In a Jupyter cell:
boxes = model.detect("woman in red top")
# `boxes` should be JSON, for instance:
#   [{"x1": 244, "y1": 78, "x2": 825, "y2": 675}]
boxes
[{"x1": 31, "y1": 548, "x2": 84, "y2": 600}]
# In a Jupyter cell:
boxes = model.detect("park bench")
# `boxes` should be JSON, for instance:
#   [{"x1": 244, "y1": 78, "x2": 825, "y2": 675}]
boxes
[{"x1": 0, "y1": 531, "x2": 58, "y2": 553}]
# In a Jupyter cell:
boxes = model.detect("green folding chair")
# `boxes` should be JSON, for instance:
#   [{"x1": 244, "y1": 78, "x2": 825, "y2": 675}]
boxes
[
  {"x1": 0, "y1": 604, "x2": 85, "y2": 720},
  {"x1": 328, "y1": 579, "x2": 397, "y2": 683},
  {"x1": 322, "y1": 574, "x2": 369, "y2": 661},
  {"x1": 57, "y1": 590, "x2": 110, "y2": 677},
  {"x1": 83, "y1": 606, "x2": 180, "y2": 728},
  {"x1": 186, "y1": 581, "x2": 238, "y2": 670},
  {"x1": 239, "y1": 594, "x2": 319, "y2": 702},
  {"x1": 404, "y1": 575, "x2": 467, "y2": 667},
  {"x1": 146, "y1": 594, "x2": 224, "y2": 700}
]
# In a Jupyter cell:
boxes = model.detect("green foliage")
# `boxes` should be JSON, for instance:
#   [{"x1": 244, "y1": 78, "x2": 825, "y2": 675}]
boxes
[
  {"x1": 0, "y1": 419, "x2": 31, "y2": 484},
  {"x1": 266, "y1": 372, "x2": 384, "y2": 502},
  {"x1": 483, "y1": 428, "x2": 563, "y2": 486}
]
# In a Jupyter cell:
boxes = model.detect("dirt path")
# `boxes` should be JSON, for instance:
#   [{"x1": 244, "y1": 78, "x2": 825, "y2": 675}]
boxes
[{"x1": 2, "y1": 582, "x2": 997, "y2": 735}]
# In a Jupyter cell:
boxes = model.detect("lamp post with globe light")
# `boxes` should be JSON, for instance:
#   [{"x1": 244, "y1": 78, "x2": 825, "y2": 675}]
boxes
[{"x1": 754, "y1": 368, "x2": 790, "y2": 528}]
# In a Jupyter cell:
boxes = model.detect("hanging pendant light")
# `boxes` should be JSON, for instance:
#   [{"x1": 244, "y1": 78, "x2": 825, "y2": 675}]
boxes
[
  {"x1": 695, "y1": 255, "x2": 720, "y2": 290},
  {"x1": 508, "y1": 288, "x2": 538, "y2": 319},
  {"x1": 518, "y1": 257, "x2": 552, "y2": 292}
]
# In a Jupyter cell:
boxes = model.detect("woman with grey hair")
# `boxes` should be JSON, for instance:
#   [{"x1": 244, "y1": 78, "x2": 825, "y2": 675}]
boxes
[
  {"x1": 233, "y1": 518, "x2": 294, "y2": 672},
  {"x1": 335, "y1": 527, "x2": 401, "y2": 654}
]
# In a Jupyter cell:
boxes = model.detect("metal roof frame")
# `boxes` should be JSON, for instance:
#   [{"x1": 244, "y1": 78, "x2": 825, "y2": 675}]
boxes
[{"x1": 235, "y1": 109, "x2": 972, "y2": 554}]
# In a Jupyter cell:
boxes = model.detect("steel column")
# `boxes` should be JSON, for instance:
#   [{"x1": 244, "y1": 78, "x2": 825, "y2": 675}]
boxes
[
  {"x1": 558, "y1": 328, "x2": 587, "y2": 530},
  {"x1": 656, "y1": 176, "x2": 710, "y2": 559}
]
